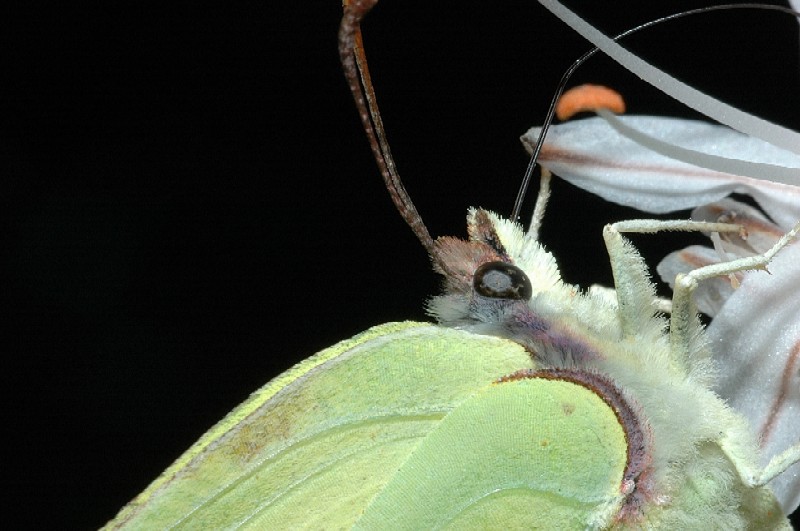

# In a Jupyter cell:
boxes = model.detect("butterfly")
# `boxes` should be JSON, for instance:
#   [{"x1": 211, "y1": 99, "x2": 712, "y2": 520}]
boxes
[{"x1": 104, "y1": 0, "x2": 800, "y2": 527}]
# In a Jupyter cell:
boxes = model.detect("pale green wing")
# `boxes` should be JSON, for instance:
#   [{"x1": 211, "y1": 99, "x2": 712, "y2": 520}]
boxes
[
  {"x1": 352, "y1": 377, "x2": 627, "y2": 529},
  {"x1": 104, "y1": 322, "x2": 537, "y2": 529}
]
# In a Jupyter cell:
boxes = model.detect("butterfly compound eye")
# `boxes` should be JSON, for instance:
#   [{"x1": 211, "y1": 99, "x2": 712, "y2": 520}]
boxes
[{"x1": 473, "y1": 262, "x2": 533, "y2": 301}]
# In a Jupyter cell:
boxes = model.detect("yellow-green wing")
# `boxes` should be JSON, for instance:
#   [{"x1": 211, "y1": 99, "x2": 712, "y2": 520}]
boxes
[
  {"x1": 353, "y1": 377, "x2": 627, "y2": 529},
  {"x1": 104, "y1": 321, "x2": 538, "y2": 529}
]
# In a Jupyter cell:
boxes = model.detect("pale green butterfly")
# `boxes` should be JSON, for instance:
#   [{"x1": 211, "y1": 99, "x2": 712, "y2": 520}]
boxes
[{"x1": 103, "y1": 0, "x2": 800, "y2": 528}]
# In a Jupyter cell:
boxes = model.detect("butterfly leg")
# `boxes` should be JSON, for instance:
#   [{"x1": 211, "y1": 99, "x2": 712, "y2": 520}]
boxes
[
  {"x1": 668, "y1": 220, "x2": 800, "y2": 365},
  {"x1": 755, "y1": 443, "x2": 800, "y2": 488},
  {"x1": 668, "y1": 220, "x2": 800, "y2": 489},
  {"x1": 607, "y1": 217, "x2": 800, "y2": 503},
  {"x1": 602, "y1": 219, "x2": 742, "y2": 353},
  {"x1": 606, "y1": 218, "x2": 799, "y2": 363}
]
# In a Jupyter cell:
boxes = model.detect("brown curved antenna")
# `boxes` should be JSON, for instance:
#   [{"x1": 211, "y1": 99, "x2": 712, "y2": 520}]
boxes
[{"x1": 339, "y1": 0, "x2": 442, "y2": 266}]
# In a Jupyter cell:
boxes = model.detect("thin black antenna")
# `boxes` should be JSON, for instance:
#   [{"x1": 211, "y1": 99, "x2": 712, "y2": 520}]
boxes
[{"x1": 511, "y1": 3, "x2": 799, "y2": 223}]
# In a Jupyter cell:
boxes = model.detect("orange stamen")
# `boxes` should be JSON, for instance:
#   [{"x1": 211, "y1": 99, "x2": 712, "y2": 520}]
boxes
[{"x1": 556, "y1": 84, "x2": 626, "y2": 121}]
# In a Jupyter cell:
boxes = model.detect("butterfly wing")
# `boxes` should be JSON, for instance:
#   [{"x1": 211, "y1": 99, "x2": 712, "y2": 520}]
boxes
[{"x1": 103, "y1": 322, "x2": 543, "y2": 528}]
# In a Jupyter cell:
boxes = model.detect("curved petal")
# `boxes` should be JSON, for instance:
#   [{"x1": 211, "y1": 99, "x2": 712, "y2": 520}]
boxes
[
  {"x1": 709, "y1": 242, "x2": 800, "y2": 513},
  {"x1": 656, "y1": 245, "x2": 733, "y2": 317},
  {"x1": 656, "y1": 199, "x2": 786, "y2": 317},
  {"x1": 690, "y1": 199, "x2": 784, "y2": 255},
  {"x1": 521, "y1": 116, "x2": 800, "y2": 228}
]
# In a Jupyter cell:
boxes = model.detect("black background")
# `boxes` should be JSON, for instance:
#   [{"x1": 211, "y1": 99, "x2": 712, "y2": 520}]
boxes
[{"x1": 4, "y1": 1, "x2": 799, "y2": 528}]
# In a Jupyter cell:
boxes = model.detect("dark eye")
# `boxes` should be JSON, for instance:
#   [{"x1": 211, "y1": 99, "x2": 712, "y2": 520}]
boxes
[{"x1": 473, "y1": 261, "x2": 532, "y2": 301}]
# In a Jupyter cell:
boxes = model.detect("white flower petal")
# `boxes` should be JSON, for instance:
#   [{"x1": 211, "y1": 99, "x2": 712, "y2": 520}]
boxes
[
  {"x1": 709, "y1": 242, "x2": 800, "y2": 513},
  {"x1": 522, "y1": 116, "x2": 800, "y2": 228},
  {"x1": 657, "y1": 199, "x2": 786, "y2": 316},
  {"x1": 656, "y1": 245, "x2": 733, "y2": 317},
  {"x1": 690, "y1": 199, "x2": 784, "y2": 255}
]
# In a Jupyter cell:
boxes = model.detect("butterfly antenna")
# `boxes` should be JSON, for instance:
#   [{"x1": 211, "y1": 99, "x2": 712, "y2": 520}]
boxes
[
  {"x1": 510, "y1": 3, "x2": 798, "y2": 223},
  {"x1": 339, "y1": 0, "x2": 442, "y2": 265}
]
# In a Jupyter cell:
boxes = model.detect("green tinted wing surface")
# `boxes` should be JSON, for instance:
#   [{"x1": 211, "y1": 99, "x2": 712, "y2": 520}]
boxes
[
  {"x1": 105, "y1": 322, "x2": 534, "y2": 529},
  {"x1": 353, "y1": 377, "x2": 627, "y2": 530}
]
